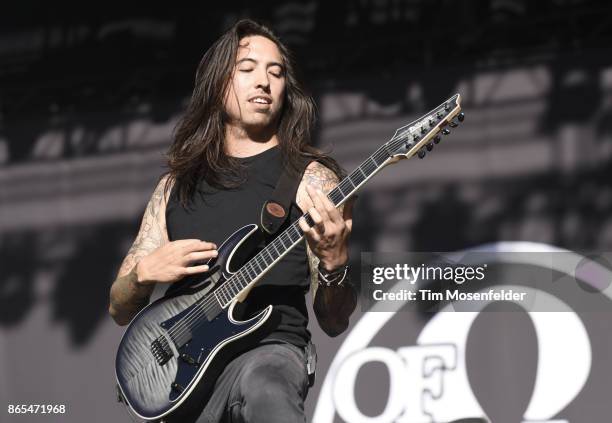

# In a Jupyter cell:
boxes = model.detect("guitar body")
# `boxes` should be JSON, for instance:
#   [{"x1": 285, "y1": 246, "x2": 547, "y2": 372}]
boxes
[{"x1": 115, "y1": 224, "x2": 277, "y2": 422}]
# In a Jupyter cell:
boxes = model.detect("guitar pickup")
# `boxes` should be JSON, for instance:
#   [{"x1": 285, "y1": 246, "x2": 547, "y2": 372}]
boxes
[
  {"x1": 151, "y1": 336, "x2": 174, "y2": 366},
  {"x1": 180, "y1": 353, "x2": 199, "y2": 367}
]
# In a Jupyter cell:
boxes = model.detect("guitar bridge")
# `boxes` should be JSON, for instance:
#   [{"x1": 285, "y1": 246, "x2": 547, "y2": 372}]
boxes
[{"x1": 151, "y1": 335, "x2": 173, "y2": 366}]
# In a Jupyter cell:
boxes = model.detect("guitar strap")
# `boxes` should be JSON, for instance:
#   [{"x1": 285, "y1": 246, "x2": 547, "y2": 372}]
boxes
[
  {"x1": 164, "y1": 157, "x2": 312, "y2": 299},
  {"x1": 260, "y1": 156, "x2": 313, "y2": 235},
  {"x1": 259, "y1": 156, "x2": 317, "y2": 388}
]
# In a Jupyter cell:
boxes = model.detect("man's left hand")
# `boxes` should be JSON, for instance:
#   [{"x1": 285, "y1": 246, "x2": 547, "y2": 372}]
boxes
[{"x1": 298, "y1": 184, "x2": 354, "y2": 271}]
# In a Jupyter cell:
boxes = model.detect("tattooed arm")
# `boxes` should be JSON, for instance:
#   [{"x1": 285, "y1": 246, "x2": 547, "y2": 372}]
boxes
[
  {"x1": 297, "y1": 161, "x2": 357, "y2": 337},
  {"x1": 108, "y1": 176, "x2": 171, "y2": 325},
  {"x1": 109, "y1": 176, "x2": 218, "y2": 326}
]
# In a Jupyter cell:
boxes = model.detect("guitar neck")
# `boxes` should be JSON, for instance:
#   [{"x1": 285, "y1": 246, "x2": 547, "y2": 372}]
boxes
[
  {"x1": 213, "y1": 147, "x2": 392, "y2": 307},
  {"x1": 213, "y1": 93, "x2": 463, "y2": 307}
]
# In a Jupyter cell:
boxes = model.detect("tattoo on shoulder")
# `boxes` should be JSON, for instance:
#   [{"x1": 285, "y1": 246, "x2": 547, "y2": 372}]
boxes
[
  {"x1": 302, "y1": 162, "x2": 339, "y2": 194},
  {"x1": 298, "y1": 161, "x2": 344, "y2": 215},
  {"x1": 118, "y1": 176, "x2": 171, "y2": 277}
]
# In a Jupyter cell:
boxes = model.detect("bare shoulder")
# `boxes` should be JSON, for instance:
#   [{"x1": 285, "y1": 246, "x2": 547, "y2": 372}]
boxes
[
  {"x1": 117, "y1": 174, "x2": 174, "y2": 277},
  {"x1": 296, "y1": 161, "x2": 339, "y2": 212},
  {"x1": 301, "y1": 161, "x2": 339, "y2": 193}
]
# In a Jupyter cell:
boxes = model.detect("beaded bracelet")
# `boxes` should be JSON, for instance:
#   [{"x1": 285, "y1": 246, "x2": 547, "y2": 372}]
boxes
[{"x1": 318, "y1": 264, "x2": 349, "y2": 287}]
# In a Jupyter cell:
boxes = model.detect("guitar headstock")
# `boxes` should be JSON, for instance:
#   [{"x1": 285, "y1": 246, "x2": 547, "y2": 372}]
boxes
[{"x1": 385, "y1": 93, "x2": 463, "y2": 161}]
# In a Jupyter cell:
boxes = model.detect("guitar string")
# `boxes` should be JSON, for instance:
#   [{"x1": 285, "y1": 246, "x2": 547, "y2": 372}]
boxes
[
  {"x1": 164, "y1": 140, "x2": 397, "y2": 341},
  {"x1": 165, "y1": 100, "x2": 456, "y2": 342},
  {"x1": 164, "y1": 174, "x2": 364, "y2": 342},
  {"x1": 164, "y1": 127, "x2": 418, "y2": 343},
  {"x1": 163, "y1": 123, "x2": 423, "y2": 342},
  {"x1": 166, "y1": 210, "x2": 310, "y2": 341},
  {"x1": 165, "y1": 113, "x2": 443, "y2": 342}
]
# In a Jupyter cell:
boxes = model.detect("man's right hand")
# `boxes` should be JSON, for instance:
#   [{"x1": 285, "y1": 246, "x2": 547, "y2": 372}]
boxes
[{"x1": 135, "y1": 239, "x2": 218, "y2": 285}]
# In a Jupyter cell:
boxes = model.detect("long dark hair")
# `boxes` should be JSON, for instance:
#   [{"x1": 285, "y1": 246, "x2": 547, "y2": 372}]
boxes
[{"x1": 165, "y1": 19, "x2": 343, "y2": 206}]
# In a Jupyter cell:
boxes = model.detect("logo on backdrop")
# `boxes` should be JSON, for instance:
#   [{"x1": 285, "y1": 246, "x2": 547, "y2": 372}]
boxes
[{"x1": 312, "y1": 242, "x2": 606, "y2": 423}]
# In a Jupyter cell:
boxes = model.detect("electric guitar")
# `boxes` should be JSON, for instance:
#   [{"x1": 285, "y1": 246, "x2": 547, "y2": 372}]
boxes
[{"x1": 115, "y1": 94, "x2": 464, "y2": 421}]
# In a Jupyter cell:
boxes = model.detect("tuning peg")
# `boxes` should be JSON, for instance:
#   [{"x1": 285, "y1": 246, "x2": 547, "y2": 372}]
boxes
[
  {"x1": 449, "y1": 120, "x2": 458, "y2": 128},
  {"x1": 426, "y1": 142, "x2": 434, "y2": 151},
  {"x1": 433, "y1": 135, "x2": 441, "y2": 144},
  {"x1": 457, "y1": 112, "x2": 465, "y2": 122},
  {"x1": 442, "y1": 128, "x2": 451, "y2": 135},
  {"x1": 418, "y1": 149, "x2": 426, "y2": 159}
]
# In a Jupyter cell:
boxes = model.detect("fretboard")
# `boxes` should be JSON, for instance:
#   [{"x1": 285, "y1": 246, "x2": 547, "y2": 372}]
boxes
[{"x1": 212, "y1": 145, "x2": 395, "y2": 308}]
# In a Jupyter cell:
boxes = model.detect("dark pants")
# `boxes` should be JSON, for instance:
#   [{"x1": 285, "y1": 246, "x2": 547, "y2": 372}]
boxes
[
  {"x1": 192, "y1": 342, "x2": 310, "y2": 423},
  {"x1": 223, "y1": 342, "x2": 309, "y2": 423}
]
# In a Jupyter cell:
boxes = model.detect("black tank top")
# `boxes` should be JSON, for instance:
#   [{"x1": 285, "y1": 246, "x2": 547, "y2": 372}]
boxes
[{"x1": 165, "y1": 145, "x2": 311, "y2": 347}]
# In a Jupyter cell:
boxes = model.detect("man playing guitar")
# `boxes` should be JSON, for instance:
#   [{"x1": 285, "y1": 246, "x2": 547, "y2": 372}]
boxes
[{"x1": 109, "y1": 19, "x2": 357, "y2": 423}]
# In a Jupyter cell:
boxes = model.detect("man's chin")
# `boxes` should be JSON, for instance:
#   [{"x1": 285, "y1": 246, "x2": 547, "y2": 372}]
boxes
[{"x1": 243, "y1": 116, "x2": 277, "y2": 130}]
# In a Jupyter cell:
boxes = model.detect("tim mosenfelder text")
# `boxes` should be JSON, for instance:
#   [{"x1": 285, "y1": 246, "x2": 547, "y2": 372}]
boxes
[{"x1": 369, "y1": 263, "x2": 527, "y2": 303}]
